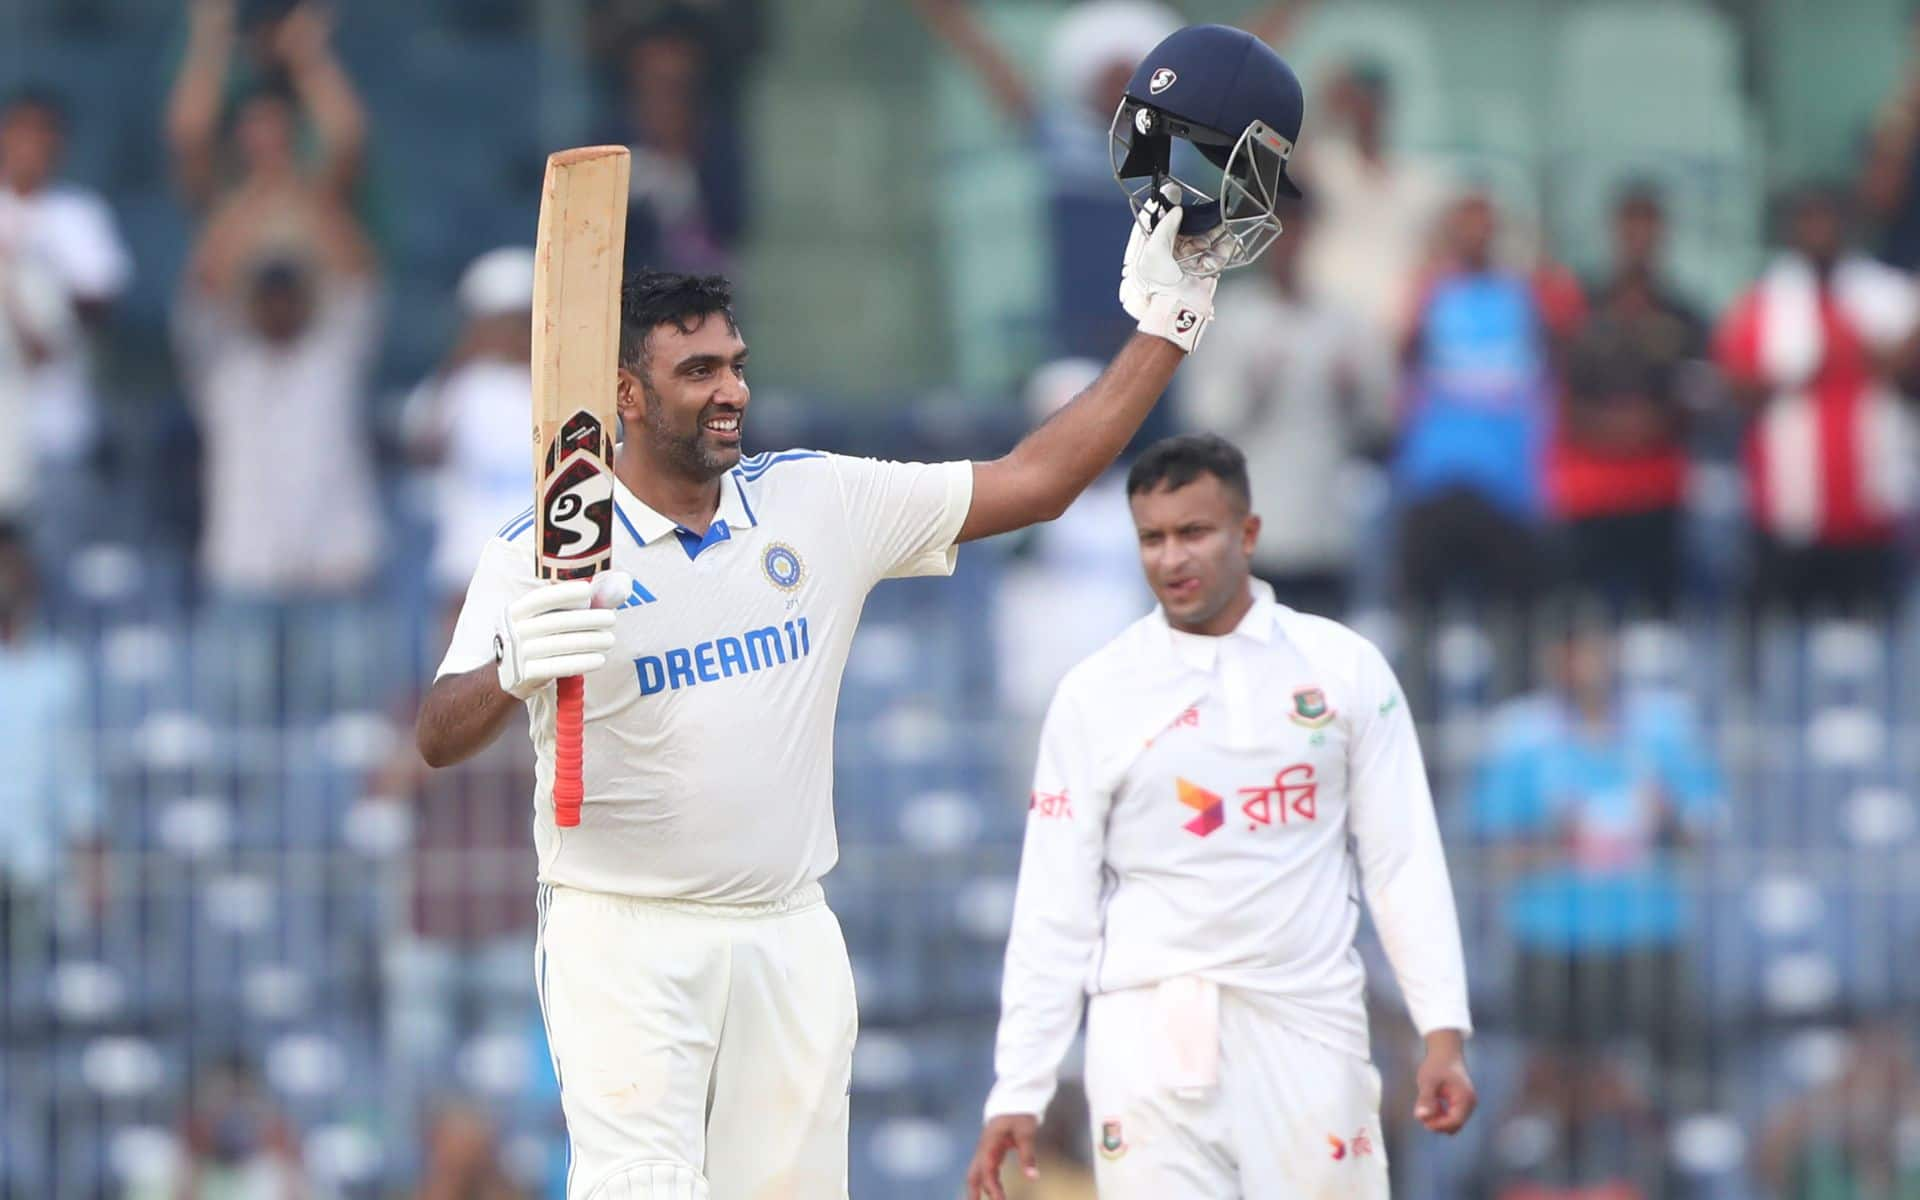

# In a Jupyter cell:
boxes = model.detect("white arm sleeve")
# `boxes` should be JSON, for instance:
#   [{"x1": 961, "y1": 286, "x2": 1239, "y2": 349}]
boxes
[
  {"x1": 48, "y1": 192, "x2": 133, "y2": 301},
  {"x1": 985, "y1": 684, "x2": 1111, "y2": 1120},
  {"x1": 435, "y1": 535, "x2": 537, "y2": 680},
  {"x1": 826, "y1": 454, "x2": 974, "y2": 583},
  {"x1": 1346, "y1": 641, "x2": 1474, "y2": 1038}
]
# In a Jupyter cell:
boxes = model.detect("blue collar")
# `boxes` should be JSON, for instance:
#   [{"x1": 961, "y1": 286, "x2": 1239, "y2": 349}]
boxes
[{"x1": 613, "y1": 471, "x2": 759, "y2": 560}]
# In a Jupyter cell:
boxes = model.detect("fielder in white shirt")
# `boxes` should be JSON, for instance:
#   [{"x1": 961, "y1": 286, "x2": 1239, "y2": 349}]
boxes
[
  {"x1": 416, "y1": 198, "x2": 1222, "y2": 1200},
  {"x1": 968, "y1": 434, "x2": 1477, "y2": 1200}
]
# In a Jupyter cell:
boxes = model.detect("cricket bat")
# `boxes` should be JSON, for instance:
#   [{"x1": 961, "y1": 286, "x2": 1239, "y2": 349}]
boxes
[{"x1": 531, "y1": 145, "x2": 629, "y2": 828}]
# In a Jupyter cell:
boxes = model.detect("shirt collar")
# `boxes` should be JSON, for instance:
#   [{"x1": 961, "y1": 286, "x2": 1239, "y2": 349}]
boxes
[
  {"x1": 1160, "y1": 579, "x2": 1280, "y2": 671},
  {"x1": 612, "y1": 470, "x2": 759, "y2": 548}
]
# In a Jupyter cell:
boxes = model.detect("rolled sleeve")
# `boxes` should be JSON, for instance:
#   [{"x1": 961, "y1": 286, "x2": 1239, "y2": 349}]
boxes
[
  {"x1": 827, "y1": 455, "x2": 973, "y2": 583},
  {"x1": 436, "y1": 536, "x2": 537, "y2": 680}
]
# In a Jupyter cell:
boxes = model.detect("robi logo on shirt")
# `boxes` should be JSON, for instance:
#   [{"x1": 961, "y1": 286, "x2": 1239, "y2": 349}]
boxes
[
  {"x1": 1177, "y1": 778, "x2": 1224, "y2": 837},
  {"x1": 1030, "y1": 789, "x2": 1073, "y2": 820},
  {"x1": 1329, "y1": 1128, "x2": 1374, "y2": 1160},
  {"x1": 1238, "y1": 764, "x2": 1319, "y2": 830},
  {"x1": 1177, "y1": 765, "x2": 1319, "y2": 836}
]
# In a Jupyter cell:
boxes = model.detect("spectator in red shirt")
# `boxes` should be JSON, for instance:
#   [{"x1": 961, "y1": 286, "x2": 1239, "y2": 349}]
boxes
[
  {"x1": 1714, "y1": 184, "x2": 1920, "y2": 615},
  {"x1": 1552, "y1": 184, "x2": 1707, "y2": 615}
]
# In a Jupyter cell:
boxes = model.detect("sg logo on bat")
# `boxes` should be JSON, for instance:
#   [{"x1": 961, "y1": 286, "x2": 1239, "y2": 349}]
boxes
[{"x1": 539, "y1": 409, "x2": 615, "y2": 580}]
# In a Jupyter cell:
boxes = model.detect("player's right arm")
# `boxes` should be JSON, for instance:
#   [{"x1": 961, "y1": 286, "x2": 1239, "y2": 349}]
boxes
[
  {"x1": 967, "y1": 682, "x2": 1111, "y2": 1200},
  {"x1": 415, "y1": 664, "x2": 518, "y2": 769},
  {"x1": 414, "y1": 538, "x2": 617, "y2": 768}
]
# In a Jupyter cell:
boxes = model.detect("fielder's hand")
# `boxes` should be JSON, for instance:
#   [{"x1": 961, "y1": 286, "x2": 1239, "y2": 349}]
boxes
[
  {"x1": 964, "y1": 1114, "x2": 1038, "y2": 1200},
  {"x1": 1414, "y1": 1030, "x2": 1478, "y2": 1135},
  {"x1": 493, "y1": 576, "x2": 625, "y2": 700},
  {"x1": 1119, "y1": 182, "x2": 1222, "y2": 354}
]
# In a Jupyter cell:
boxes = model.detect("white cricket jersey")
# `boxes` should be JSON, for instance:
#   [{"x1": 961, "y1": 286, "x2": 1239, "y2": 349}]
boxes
[
  {"x1": 438, "y1": 450, "x2": 973, "y2": 903},
  {"x1": 985, "y1": 582, "x2": 1472, "y2": 1119}
]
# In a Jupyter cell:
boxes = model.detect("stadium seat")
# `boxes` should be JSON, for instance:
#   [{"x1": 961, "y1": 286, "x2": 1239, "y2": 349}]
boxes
[
  {"x1": 1545, "y1": 4, "x2": 1761, "y2": 305},
  {"x1": 1283, "y1": 3, "x2": 1450, "y2": 152},
  {"x1": 1758, "y1": 0, "x2": 1909, "y2": 181}
]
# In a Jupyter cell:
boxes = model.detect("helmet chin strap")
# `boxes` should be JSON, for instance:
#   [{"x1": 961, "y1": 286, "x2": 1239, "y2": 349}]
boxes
[
  {"x1": 1179, "y1": 199, "x2": 1226, "y2": 234},
  {"x1": 1118, "y1": 101, "x2": 1280, "y2": 275},
  {"x1": 1150, "y1": 170, "x2": 1224, "y2": 233}
]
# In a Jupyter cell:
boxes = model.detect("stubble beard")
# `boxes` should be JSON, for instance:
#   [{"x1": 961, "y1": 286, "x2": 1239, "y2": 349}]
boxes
[{"x1": 641, "y1": 380, "x2": 734, "y2": 482}]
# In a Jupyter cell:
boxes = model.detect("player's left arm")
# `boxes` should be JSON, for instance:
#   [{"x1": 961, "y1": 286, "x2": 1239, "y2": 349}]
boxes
[
  {"x1": 958, "y1": 334, "x2": 1184, "y2": 542},
  {"x1": 1344, "y1": 639, "x2": 1478, "y2": 1135},
  {"x1": 958, "y1": 196, "x2": 1218, "y2": 543}
]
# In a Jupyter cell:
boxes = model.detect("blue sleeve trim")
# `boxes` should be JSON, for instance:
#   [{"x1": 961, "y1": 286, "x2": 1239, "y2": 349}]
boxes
[
  {"x1": 739, "y1": 449, "x2": 824, "y2": 481},
  {"x1": 496, "y1": 505, "x2": 536, "y2": 538},
  {"x1": 731, "y1": 471, "x2": 758, "y2": 526}
]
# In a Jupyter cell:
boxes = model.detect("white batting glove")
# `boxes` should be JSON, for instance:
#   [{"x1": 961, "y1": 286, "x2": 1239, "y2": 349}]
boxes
[
  {"x1": 493, "y1": 575, "x2": 628, "y2": 700},
  {"x1": 1119, "y1": 185, "x2": 1221, "y2": 354}
]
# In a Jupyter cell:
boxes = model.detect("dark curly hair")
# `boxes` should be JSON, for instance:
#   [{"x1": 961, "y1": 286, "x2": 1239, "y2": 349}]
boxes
[{"x1": 619, "y1": 269, "x2": 737, "y2": 371}]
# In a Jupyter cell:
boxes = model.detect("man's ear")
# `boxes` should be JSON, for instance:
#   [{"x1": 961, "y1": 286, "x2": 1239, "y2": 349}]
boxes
[
  {"x1": 1242, "y1": 511, "x2": 1262, "y2": 557},
  {"x1": 616, "y1": 366, "x2": 642, "y2": 415}
]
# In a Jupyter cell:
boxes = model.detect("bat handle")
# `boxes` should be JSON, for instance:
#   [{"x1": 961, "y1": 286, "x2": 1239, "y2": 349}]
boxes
[{"x1": 553, "y1": 674, "x2": 585, "y2": 827}]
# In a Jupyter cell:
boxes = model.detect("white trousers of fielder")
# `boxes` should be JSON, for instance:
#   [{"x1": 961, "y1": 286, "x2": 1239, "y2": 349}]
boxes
[
  {"x1": 534, "y1": 882, "x2": 857, "y2": 1199},
  {"x1": 1084, "y1": 980, "x2": 1390, "y2": 1199}
]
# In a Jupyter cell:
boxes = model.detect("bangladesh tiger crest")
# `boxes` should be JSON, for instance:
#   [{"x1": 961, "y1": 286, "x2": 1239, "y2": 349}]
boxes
[
  {"x1": 1289, "y1": 686, "x2": 1334, "y2": 729},
  {"x1": 1099, "y1": 1119, "x2": 1127, "y2": 1160}
]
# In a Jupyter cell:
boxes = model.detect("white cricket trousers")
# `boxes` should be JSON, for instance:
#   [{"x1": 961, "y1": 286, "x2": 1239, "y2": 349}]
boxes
[
  {"x1": 1084, "y1": 982, "x2": 1390, "y2": 1199},
  {"x1": 534, "y1": 882, "x2": 857, "y2": 1200}
]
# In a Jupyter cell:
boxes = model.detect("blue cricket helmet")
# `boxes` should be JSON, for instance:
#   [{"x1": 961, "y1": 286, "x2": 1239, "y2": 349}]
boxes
[{"x1": 1110, "y1": 24, "x2": 1305, "y2": 274}]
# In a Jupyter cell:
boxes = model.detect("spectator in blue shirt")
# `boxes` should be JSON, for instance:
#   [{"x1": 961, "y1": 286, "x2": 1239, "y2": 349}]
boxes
[
  {"x1": 0, "y1": 521, "x2": 104, "y2": 938},
  {"x1": 0, "y1": 520, "x2": 104, "y2": 1198},
  {"x1": 1470, "y1": 616, "x2": 1720, "y2": 1157},
  {"x1": 1395, "y1": 189, "x2": 1586, "y2": 622}
]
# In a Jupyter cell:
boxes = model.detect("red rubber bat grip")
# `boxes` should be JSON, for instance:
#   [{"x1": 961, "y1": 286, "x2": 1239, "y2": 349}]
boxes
[{"x1": 553, "y1": 674, "x2": 584, "y2": 827}]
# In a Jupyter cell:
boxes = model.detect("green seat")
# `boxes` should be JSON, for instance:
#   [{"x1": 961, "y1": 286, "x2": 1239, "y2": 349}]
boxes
[
  {"x1": 1551, "y1": 3, "x2": 1747, "y2": 154},
  {"x1": 1546, "y1": 3, "x2": 1759, "y2": 308},
  {"x1": 1759, "y1": 0, "x2": 1908, "y2": 183},
  {"x1": 738, "y1": 0, "x2": 949, "y2": 392},
  {"x1": 1283, "y1": 2, "x2": 1450, "y2": 152},
  {"x1": 926, "y1": 3, "x2": 1073, "y2": 392},
  {"x1": 1426, "y1": 0, "x2": 1556, "y2": 124},
  {"x1": 1555, "y1": 1, "x2": 1741, "y2": 104}
]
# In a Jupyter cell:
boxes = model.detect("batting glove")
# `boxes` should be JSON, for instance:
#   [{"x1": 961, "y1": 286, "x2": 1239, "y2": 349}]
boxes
[
  {"x1": 493, "y1": 575, "x2": 627, "y2": 700},
  {"x1": 1119, "y1": 184, "x2": 1222, "y2": 354}
]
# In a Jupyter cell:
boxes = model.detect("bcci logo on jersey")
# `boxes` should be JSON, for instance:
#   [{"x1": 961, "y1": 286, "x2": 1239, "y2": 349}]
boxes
[{"x1": 763, "y1": 542, "x2": 804, "y2": 591}]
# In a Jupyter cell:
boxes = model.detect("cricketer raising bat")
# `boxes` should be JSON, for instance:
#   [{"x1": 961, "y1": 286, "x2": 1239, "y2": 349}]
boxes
[{"x1": 531, "y1": 145, "x2": 629, "y2": 828}]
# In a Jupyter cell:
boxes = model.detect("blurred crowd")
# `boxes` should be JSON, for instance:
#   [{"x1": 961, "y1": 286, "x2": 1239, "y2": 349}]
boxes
[
  {"x1": 2, "y1": 0, "x2": 1920, "y2": 1197},
  {"x1": 926, "y1": 0, "x2": 1920, "y2": 631}
]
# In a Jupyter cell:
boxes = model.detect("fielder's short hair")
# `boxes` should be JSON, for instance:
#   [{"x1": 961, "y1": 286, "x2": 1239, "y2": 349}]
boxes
[
  {"x1": 0, "y1": 85, "x2": 67, "y2": 127},
  {"x1": 1772, "y1": 178, "x2": 1853, "y2": 239},
  {"x1": 1126, "y1": 433, "x2": 1252, "y2": 510},
  {"x1": 619, "y1": 269, "x2": 737, "y2": 369},
  {"x1": 1613, "y1": 177, "x2": 1664, "y2": 217}
]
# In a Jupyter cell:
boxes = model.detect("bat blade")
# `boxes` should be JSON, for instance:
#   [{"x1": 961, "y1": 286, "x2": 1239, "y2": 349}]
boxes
[
  {"x1": 533, "y1": 145, "x2": 628, "y2": 582},
  {"x1": 531, "y1": 145, "x2": 629, "y2": 828}
]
